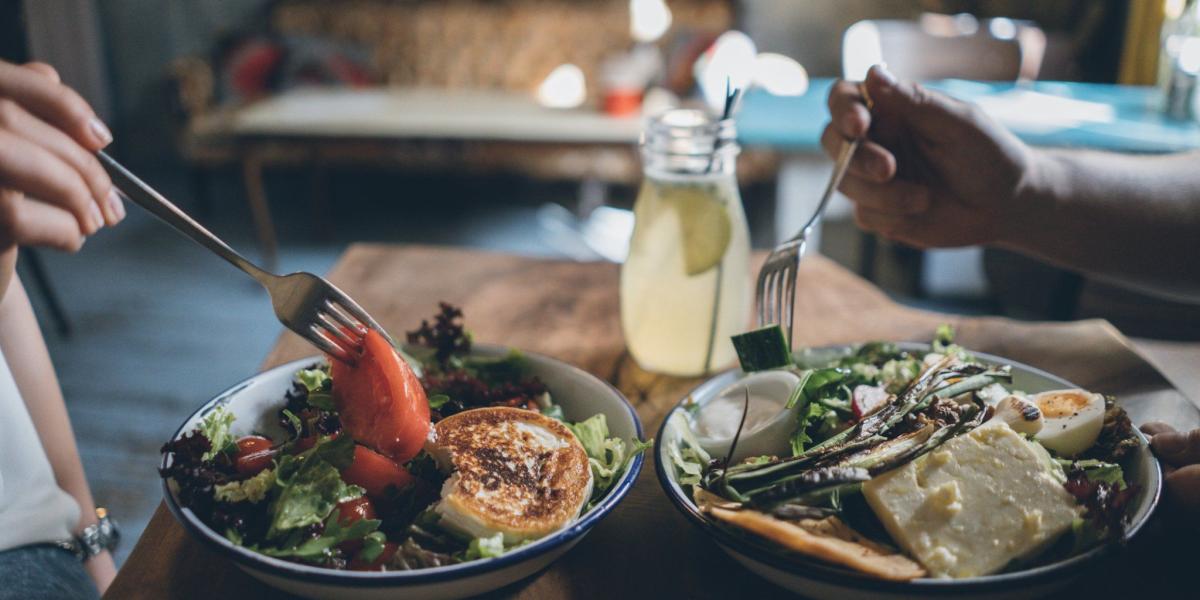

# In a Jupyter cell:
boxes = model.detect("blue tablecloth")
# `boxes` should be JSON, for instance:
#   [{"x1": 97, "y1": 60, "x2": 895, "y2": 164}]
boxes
[{"x1": 737, "y1": 78, "x2": 1200, "y2": 154}]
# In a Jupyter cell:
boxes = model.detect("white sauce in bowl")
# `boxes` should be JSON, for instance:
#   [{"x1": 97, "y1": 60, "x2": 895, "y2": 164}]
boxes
[
  {"x1": 695, "y1": 389, "x2": 787, "y2": 440},
  {"x1": 693, "y1": 370, "x2": 802, "y2": 461}
]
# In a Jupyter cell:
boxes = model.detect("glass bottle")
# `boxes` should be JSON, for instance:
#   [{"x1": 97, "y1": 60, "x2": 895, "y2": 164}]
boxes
[
  {"x1": 1160, "y1": 0, "x2": 1200, "y2": 119},
  {"x1": 620, "y1": 109, "x2": 751, "y2": 376}
]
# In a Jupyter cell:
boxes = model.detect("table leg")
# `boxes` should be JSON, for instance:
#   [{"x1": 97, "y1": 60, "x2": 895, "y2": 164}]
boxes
[{"x1": 240, "y1": 152, "x2": 279, "y2": 270}]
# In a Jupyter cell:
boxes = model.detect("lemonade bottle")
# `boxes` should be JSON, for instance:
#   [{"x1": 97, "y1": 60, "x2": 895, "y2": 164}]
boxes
[{"x1": 620, "y1": 109, "x2": 751, "y2": 376}]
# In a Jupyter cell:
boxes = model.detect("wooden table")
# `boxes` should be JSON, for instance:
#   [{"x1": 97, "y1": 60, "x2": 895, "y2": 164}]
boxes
[{"x1": 106, "y1": 245, "x2": 1200, "y2": 599}]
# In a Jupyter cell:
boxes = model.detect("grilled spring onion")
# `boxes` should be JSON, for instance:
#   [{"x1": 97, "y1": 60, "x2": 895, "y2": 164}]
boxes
[
  {"x1": 705, "y1": 360, "x2": 1008, "y2": 504},
  {"x1": 742, "y1": 467, "x2": 870, "y2": 506}
]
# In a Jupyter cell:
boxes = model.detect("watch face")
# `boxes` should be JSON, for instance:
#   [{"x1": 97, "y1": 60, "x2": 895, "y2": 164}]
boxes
[{"x1": 79, "y1": 516, "x2": 120, "y2": 557}]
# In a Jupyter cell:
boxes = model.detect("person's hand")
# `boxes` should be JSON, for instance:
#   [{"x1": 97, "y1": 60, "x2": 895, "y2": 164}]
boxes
[
  {"x1": 820, "y1": 65, "x2": 1040, "y2": 248},
  {"x1": 0, "y1": 60, "x2": 123, "y2": 256},
  {"x1": 1141, "y1": 422, "x2": 1200, "y2": 528}
]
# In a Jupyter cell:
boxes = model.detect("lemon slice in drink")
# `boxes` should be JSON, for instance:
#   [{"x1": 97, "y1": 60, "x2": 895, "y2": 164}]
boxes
[{"x1": 660, "y1": 185, "x2": 732, "y2": 275}]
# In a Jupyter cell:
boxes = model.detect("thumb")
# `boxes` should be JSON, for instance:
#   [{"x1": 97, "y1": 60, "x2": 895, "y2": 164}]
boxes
[{"x1": 863, "y1": 64, "x2": 975, "y2": 140}]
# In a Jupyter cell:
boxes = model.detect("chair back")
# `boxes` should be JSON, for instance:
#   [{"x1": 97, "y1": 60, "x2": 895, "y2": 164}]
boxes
[{"x1": 843, "y1": 14, "x2": 1045, "y2": 82}]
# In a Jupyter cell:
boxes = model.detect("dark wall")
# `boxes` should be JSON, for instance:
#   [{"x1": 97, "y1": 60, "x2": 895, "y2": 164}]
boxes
[{"x1": 1, "y1": 0, "x2": 28, "y2": 62}]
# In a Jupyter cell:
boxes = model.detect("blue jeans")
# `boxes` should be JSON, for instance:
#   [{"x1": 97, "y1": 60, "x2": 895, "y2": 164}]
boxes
[{"x1": 0, "y1": 544, "x2": 98, "y2": 600}]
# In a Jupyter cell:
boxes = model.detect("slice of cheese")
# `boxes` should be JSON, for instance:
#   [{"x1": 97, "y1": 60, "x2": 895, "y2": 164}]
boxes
[
  {"x1": 428, "y1": 407, "x2": 593, "y2": 544},
  {"x1": 862, "y1": 422, "x2": 1079, "y2": 578}
]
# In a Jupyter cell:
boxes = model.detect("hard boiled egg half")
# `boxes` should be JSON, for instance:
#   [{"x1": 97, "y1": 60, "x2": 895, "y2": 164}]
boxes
[{"x1": 1032, "y1": 389, "x2": 1106, "y2": 457}]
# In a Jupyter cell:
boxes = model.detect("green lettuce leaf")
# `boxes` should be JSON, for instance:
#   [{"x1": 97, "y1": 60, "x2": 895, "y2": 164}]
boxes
[
  {"x1": 462, "y1": 349, "x2": 530, "y2": 383},
  {"x1": 540, "y1": 404, "x2": 565, "y2": 421},
  {"x1": 358, "y1": 531, "x2": 388, "y2": 563},
  {"x1": 198, "y1": 406, "x2": 238, "y2": 461},
  {"x1": 567, "y1": 414, "x2": 652, "y2": 501},
  {"x1": 296, "y1": 367, "x2": 331, "y2": 393},
  {"x1": 665, "y1": 411, "x2": 710, "y2": 487},
  {"x1": 263, "y1": 511, "x2": 380, "y2": 562},
  {"x1": 214, "y1": 468, "x2": 277, "y2": 503},
  {"x1": 790, "y1": 401, "x2": 834, "y2": 456},
  {"x1": 464, "y1": 532, "x2": 506, "y2": 560},
  {"x1": 268, "y1": 435, "x2": 362, "y2": 538},
  {"x1": 1058, "y1": 458, "x2": 1127, "y2": 490},
  {"x1": 296, "y1": 366, "x2": 335, "y2": 410}
]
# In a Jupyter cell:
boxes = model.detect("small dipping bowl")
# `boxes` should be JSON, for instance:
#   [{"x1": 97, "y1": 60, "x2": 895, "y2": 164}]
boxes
[{"x1": 692, "y1": 370, "x2": 802, "y2": 462}]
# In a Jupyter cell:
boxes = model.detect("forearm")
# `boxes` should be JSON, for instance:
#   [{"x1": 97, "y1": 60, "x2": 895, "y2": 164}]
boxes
[
  {"x1": 0, "y1": 275, "x2": 96, "y2": 529},
  {"x1": 0, "y1": 271, "x2": 115, "y2": 589},
  {"x1": 1000, "y1": 149, "x2": 1200, "y2": 301}
]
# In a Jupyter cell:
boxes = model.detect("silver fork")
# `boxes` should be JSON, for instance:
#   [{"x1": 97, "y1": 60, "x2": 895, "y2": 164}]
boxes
[
  {"x1": 755, "y1": 137, "x2": 859, "y2": 347},
  {"x1": 98, "y1": 151, "x2": 389, "y2": 365}
]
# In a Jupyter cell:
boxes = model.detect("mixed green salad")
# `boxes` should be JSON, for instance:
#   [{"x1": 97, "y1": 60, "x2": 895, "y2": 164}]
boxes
[
  {"x1": 162, "y1": 303, "x2": 648, "y2": 571},
  {"x1": 668, "y1": 325, "x2": 1144, "y2": 580}
]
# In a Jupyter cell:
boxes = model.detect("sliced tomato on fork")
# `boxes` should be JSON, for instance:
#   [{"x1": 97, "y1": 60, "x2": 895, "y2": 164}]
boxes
[{"x1": 330, "y1": 329, "x2": 430, "y2": 463}]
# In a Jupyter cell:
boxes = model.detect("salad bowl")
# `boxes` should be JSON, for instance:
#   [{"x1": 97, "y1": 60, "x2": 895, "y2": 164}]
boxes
[
  {"x1": 655, "y1": 343, "x2": 1162, "y2": 600},
  {"x1": 163, "y1": 345, "x2": 644, "y2": 600}
]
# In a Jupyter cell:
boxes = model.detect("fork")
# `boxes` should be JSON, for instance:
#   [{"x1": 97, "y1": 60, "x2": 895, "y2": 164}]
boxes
[
  {"x1": 98, "y1": 151, "x2": 389, "y2": 365},
  {"x1": 755, "y1": 137, "x2": 859, "y2": 347}
]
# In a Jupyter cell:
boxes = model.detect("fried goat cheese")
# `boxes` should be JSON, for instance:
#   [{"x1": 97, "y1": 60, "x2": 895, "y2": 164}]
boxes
[{"x1": 427, "y1": 407, "x2": 593, "y2": 543}]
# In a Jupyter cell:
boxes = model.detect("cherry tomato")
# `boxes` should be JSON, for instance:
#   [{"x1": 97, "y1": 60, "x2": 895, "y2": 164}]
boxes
[
  {"x1": 233, "y1": 435, "x2": 276, "y2": 476},
  {"x1": 336, "y1": 496, "x2": 377, "y2": 526},
  {"x1": 340, "y1": 444, "x2": 414, "y2": 499},
  {"x1": 330, "y1": 329, "x2": 430, "y2": 462},
  {"x1": 350, "y1": 541, "x2": 399, "y2": 571}
]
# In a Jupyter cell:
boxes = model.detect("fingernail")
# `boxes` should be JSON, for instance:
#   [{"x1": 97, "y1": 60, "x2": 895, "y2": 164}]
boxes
[
  {"x1": 89, "y1": 202, "x2": 105, "y2": 231},
  {"x1": 1153, "y1": 432, "x2": 1186, "y2": 455},
  {"x1": 105, "y1": 190, "x2": 125, "y2": 223},
  {"x1": 89, "y1": 118, "x2": 113, "y2": 146},
  {"x1": 872, "y1": 63, "x2": 896, "y2": 86}
]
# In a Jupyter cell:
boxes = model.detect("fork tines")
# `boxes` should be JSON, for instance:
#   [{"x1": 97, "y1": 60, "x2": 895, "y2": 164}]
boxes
[
  {"x1": 305, "y1": 302, "x2": 365, "y2": 366},
  {"x1": 755, "y1": 239, "x2": 804, "y2": 348}
]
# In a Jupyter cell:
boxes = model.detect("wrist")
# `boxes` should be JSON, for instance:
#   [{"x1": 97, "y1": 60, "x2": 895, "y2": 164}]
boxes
[{"x1": 66, "y1": 507, "x2": 120, "y2": 562}]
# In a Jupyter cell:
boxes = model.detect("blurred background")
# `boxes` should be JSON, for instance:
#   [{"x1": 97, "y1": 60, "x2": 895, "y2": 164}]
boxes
[{"x1": 2, "y1": 0, "x2": 1198, "y2": 564}]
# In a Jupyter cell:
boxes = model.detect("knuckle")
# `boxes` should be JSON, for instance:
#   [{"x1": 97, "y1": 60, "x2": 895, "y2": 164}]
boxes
[
  {"x1": 909, "y1": 83, "x2": 934, "y2": 106},
  {"x1": 26, "y1": 62, "x2": 61, "y2": 82},
  {"x1": 1187, "y1": 428, "x2": 1200, "y2": 449},
  {"x1": 53, "y1": 85, "x2": 92, "y2": 124}
]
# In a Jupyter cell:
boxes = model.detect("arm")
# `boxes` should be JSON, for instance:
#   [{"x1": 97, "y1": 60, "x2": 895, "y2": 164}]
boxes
[
  {"x1": 0, "y1": 264, "x2": 116, "y2": 593},
  {"x1": 1010, "y1": 149, "x2": 1200, "y2": 301},
  {"x1": 821, "y1": 65, "x2": 1200, "y2": 300}
]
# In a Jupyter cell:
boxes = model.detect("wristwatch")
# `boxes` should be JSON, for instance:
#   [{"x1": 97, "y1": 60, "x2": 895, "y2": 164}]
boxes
[{"x1": 57, "y1": 507, "x2": 120, "y2": 561}]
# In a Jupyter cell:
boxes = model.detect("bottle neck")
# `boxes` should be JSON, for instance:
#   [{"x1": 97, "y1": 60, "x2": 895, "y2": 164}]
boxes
[{"x1": 641, "y1": 109, "x2": 739, "y2": 179}]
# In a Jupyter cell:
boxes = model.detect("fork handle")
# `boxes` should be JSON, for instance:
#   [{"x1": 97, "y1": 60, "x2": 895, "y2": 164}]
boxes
[
  {"x1": 795, "y1": 138, "x2": 860, "y2": 240},
  {"x1": 98, "y1": 151, "x2": 270, "y2": 282}
]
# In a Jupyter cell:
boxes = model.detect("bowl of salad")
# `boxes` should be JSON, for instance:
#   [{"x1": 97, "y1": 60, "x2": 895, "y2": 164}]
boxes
[
  {"x1": 160, "y1": 304, "x2": 648, "y2": 600},
  {"x1": 656, "y1": 325, "x2": 1160, "y2": 599}
]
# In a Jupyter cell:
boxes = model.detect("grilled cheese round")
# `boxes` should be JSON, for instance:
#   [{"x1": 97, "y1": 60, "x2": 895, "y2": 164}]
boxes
[{"x1": 427, "y1": 407, "x2": 593, "y2": 543}]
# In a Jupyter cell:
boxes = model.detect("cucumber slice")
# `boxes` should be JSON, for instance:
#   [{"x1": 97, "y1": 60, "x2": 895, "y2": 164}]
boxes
[{"x1": 732, "y1": 325, "x2": 793, "y2": 372}]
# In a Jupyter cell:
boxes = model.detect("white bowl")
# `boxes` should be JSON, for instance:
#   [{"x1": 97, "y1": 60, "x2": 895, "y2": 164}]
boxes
[
  {"x1": 655, "y1": 343, "x2": 1162, "y2": 600},
  {"x1": 162, "y1": 345, "x2": 644, "y2": 600}
]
